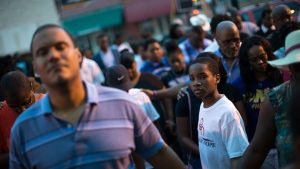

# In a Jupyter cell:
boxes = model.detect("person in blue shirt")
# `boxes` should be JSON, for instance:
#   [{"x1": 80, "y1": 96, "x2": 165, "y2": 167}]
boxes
[
  {"x1": 179, "y1": 25, "x2": 212, "y2": 64},
  {"x1": 140, "y1": 39, "x2": 170, "y2": 78},
  {"x1": 9, "y1": 24, "x2": 186, "y2": 169},
  {"x1": 214, "y1": 21, "x2": 243, "y2": 92},
  {"x1": 93, "y1": 34, "x2": 119, "y2": 71}
]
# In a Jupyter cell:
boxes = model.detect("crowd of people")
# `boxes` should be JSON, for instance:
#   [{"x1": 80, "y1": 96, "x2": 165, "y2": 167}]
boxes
[{"x1": 0, "y1": 3, "x2": 300, "y2": 169}]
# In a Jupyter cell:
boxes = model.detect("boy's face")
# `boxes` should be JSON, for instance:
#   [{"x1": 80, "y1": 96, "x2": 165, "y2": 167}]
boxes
[
  {"x1": 189, "y1": 63, "x2": 219, "y2": 99},
  {"x1": 148, "y1": 42, "x2": 164, "y2": 63},
  {"x1": 168, "y1": 52, "x2": 186, "y2": 73}
]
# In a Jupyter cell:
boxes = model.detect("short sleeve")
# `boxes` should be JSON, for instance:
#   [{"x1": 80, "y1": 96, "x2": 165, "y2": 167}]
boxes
[
  {"x1": 140, "y1": 92, "x2": 160, "y2": 121},
  {"x1": 91, "y1": 61, "x2": 105, "y2": 84},
  {"x1": 221, "y1": 117, "x2": 249, "y2": 158},
  {"x1": 130, "y1": 103, "x2": 164, "y2": 159},
  {"x1": 9, "y1": 127, "x2": 27, "y2": 169}
]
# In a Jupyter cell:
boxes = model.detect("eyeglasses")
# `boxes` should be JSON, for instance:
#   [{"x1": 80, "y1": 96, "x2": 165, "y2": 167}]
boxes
[
  {"x1": 220, "y1": 38, "x2": 240, "y2": 46},
  {"x1": 249, "y1": 54, "x2": 268, "y2": 63}
]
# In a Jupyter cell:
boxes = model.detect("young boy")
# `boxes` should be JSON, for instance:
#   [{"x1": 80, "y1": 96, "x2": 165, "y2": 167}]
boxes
[{"x1": 190, "y1": 57, "x2": 248, "y2": 169}]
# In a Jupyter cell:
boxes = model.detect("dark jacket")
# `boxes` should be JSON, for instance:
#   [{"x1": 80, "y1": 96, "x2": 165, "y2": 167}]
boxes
[{"x1": 93, "y1": 47, "x2": 120, "y2": 71}]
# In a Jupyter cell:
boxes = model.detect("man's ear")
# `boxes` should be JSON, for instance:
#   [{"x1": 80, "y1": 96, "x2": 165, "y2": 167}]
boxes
[
  {"x1": 215, "y1": 32, "x2": 221, "y2": 46},
  {"x1": 75, "y1": 48, "x2": 83, "y2": 66},
  {"x1": 32, "y1": 60, "x2": 38, "y2": 75}
]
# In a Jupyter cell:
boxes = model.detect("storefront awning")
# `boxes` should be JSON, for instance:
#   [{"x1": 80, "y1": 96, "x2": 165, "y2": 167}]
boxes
[{"x1": 62, "y1": 5, "x2": 123, "y2": 36}]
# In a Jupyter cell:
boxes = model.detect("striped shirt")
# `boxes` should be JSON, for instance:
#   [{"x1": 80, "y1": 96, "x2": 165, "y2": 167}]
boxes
[{"x1": 10, "y1": 83, "x2": 164, "y2": 169}]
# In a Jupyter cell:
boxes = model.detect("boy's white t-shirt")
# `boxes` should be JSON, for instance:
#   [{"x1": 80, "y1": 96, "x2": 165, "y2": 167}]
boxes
[
  {"x1": 128, "y1": 88, "x2": 159, "y2": 169},
  {"x1": 128, "y1": 88, "x2": 160, "y2": 122},
  {"x1": 80, "y1": 57, "x2": 105, "y2": 85},
  {"x1": 198, "y1": 95, "x2": 249, "y2": 169}
]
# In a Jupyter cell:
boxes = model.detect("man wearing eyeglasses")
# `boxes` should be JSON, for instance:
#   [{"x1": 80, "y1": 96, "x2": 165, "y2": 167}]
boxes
[
  {"x1": 0, "y1": 71, "x2": 43, "y2": 169},
  {"x1": 215, "y1": 21, "x2": 243, "y2": 91}
]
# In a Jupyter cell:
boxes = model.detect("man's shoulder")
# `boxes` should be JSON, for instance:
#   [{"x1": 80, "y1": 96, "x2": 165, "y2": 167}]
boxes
[
  {"x1": 84, "y1": 57, "x2": 98, "y2": 66},
  {"x1": 97, "y1": 85, "x2": 137, "y2": 104},
  {"x1": 96, "y1": 86, "x2": 146, "y2": 119},
  {"x1": 11, "y1": 97, "x2": 46, "y2": 132}
]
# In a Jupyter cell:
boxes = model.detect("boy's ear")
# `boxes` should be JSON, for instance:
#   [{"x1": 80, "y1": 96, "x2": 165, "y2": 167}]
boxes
[{"x1": 216, "y1": 74, "x2": 220, "y2": 84}]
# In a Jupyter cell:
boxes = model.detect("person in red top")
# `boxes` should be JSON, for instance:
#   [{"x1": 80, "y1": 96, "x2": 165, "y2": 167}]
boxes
[{"x1": 0, "y1": 71, "x2": 44, "y2": 169}]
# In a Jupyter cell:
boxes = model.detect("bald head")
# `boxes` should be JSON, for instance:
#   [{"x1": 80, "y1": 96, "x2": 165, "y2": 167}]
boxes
[
  {"x1": 216, "y1": 21, "x2": 239, "y2": 37},
  {"x1": 272, "y1": 4, "x2": 292, "y2": 29},
  {"x1": 215, "y1": 21, "x2": 240, "y2": 59}
]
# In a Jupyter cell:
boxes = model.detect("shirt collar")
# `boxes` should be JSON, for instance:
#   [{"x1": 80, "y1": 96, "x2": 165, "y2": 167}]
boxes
[
  {"x1": 40, "y1": 81, "x2": 99, "y2": 115},
  {"x1": 261, "y1": 25, "x2": 268, "y2": 33},
  {"x1": 84, "y1": 81, "x2": 99, "y2": 104},
  {"x1": 261, "y1": 24, "x2": 275, "y2": 33},
  {"x1": 186, "y1": 39, "x2": 201, "y2": 51},
  {"x1": 100, "y1": 48, "x2": 111, "y2": 55},
  {"x1": 216, "y1": 49, "x2": 239, "y2": 62},
  {"x1": 40, "y1": 94, "x2": 52, "y2": 114}
]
